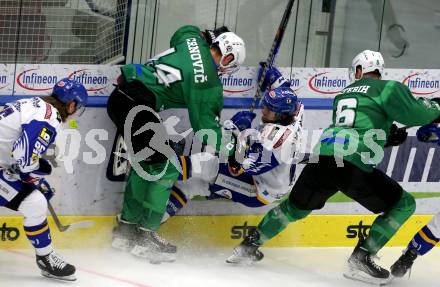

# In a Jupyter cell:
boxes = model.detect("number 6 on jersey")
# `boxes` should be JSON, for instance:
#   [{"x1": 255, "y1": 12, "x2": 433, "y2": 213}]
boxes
[{"x1": 335, "y1": 98, "x2": 357, "y2": 127}]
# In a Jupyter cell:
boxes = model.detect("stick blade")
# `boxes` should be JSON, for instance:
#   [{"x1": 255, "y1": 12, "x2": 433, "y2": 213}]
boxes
[
  {"x1": 57, "y1": 220, "x2": 95, "y2": 232},
  {"x1": 67, "y1": 220, "x2": 95, "y2": 231}
]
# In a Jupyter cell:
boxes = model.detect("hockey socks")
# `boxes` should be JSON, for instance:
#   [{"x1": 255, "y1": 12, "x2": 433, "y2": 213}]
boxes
[
  {"x1": 122, "y1": 160, "x2": 179, "y2": 230},
  {"x1": 166, "y1": 185, "x2": 188, "y2": 217},
  {"x1": 363, "y1": 191, "x2": 416, "y2": 255},
  {"x1": 256, "y1": 199, "x2": 311, "y2": 244},
  {"x1": 408, "y1": 225, "x2": 440, "y2": 255},
  {"x1": 24, "y1": 219, "x2": 53, "y2": 256}
]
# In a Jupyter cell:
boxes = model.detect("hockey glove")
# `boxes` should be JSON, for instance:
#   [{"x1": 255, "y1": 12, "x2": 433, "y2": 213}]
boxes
[
  {"x1": 241, "y1": 143, "x2": 262, "y2": 171},
  {"x1": 416, "y1": 123, "x2": 440, "y2": 144},
  {"x1": 230, "y1": 111, "x2": 256, "y2": 131},
  {"x1": 384, "y1": 124, "x2": 408, "y2": 147},
  {"x1": 429, "y1": 98, "x2": 440, "y2": 124},
  {"x1": 10, "y1": 158, "x2": 53, "y2": 184},
  {"x1": 35, "y1": 178, "x2": 54, "y2": 201},
  {"x1": 257, "y1": 63, "x2": 289, "y2": 92}
]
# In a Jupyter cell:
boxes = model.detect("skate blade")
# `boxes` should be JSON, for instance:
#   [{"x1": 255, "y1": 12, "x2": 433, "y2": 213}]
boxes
[
  {"x1": 226, "y1": 255, "x2": 255, "y2": 265},
  {"x1": 226, "y1": 252, "x2": 257, "y2": 265},
  {"x1": 131, "y1": 245, "x2": 176, "y2": 263},
  {"x1": 343, "y1": 268, "x2": 392, "y2": 286},
  {"x1": 41, "y1": 270, "x2": 76, "y2": 281},
  {"x1": 111, "y1": 237, "x2": 133, "y2": 252}
]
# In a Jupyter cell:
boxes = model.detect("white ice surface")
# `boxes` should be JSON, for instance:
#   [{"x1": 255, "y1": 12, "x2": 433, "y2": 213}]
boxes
[{"x1": 1, "y1": 247, "x2": 439, "y2": 287}]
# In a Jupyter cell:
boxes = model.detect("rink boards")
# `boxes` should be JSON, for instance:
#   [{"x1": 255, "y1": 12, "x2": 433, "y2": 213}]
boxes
[
  {"x1": 1, "y1": 65, "x2": 440, "y2": 251},
  {"x1": 0, "y1": 214, "x2": 434, "y2": 249}
]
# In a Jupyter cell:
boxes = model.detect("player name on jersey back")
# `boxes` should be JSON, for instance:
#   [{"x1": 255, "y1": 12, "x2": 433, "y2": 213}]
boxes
[
  {"x1": 340, "y1": 85, "x2": 370, "y2": 94},
  {"x1": 186, "y1": 38, "x2": 207, "y2": 83}
]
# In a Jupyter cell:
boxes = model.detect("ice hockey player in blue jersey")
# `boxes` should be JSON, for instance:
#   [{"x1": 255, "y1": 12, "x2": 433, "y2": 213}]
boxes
[
  {"x1": 162, "y1": 67, "x2": 304, "y2": 221},
  {"x1": 0, "y1": 78, "x2": 88, "y2": 281}
]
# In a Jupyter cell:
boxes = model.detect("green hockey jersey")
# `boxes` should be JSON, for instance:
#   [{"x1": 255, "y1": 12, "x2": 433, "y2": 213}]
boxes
[
  {"x1": 317, "y1": 77, "x2": 440, "y2": 172},
  {"x1": 120, "y1": 25, "x2": 224, "y2": 150}
]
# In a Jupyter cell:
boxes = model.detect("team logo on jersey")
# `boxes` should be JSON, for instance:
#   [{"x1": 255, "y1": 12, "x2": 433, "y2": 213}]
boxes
[
  {"x1": 56, "y1": 111, "x2": 62, "y2": 123},
  {"x1": 44, "y1": 103, "x2": 52, "y2": 119},
  {"x1": 0, "y1": 107, "x2": 14, "y2": 119},
  {"x1": 12, "y1": 102, "x2": 21, "y2": 112},
  {"x1": 57, "y1": 80, "x2": 66, "y2": 87},
  {"x1": 267, "y1": 126, "x2": 280, "y2": 141},
  {"x1": 273, "y1": 129, "x2": 292, "y2": 149},
  {"x1": 39, "y1": 128, "x2": 53, "y2": 145},
  {"x1": 31, "y1": 152, "x2": 39, "y2": 164},
  {"x1": 31, "y1": 97, "x2": 41, "y2": 108},
  {"x1": 269, "y1": 90, "x2": 276, "y2": 98}
]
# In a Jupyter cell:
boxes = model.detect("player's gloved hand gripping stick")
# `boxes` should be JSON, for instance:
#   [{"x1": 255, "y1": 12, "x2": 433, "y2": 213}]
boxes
[
  {"x1": 251, "y1": 0, "x2": 295, "y2": 112},
  {"x1": 5, "y1": 161, "x2": 93, "y2": 232},
  {"x1": 35, "y1": 184, "x2": 94, "y2": 233}
]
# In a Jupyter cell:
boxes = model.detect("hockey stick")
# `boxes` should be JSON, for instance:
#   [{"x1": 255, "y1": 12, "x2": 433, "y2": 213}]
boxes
[
  {"x1": 33, "y1": 184, "x2": 94, "y2": 233},
  {"x1": 0, "y1": 167, "x2": 93, "y2": 232},
  {"x1": 250, "y1": 0, "x2": 295, "y2": 112},
  {"x1": 46, "y1": 200, "x2": 94, "y2": 232}
]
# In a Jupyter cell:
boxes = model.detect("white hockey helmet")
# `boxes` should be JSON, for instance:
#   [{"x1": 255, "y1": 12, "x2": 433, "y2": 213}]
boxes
[
  {"x1": 213, "y1": 32, "x2": 246, "y2": 74},
  {"x1": 350, "y1": 50, "x2": 384, "y2": 81}
]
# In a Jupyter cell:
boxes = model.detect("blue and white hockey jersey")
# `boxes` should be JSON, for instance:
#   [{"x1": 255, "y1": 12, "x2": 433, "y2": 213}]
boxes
[
  {"x1": 164, "y1": 106, "x2": 304, "y2": 219},
  {"x1": 209, "y1": 117, "x2": 303, "y2": 207},
  {"x1": 0, "y1": 97, "x2": 61, "y2": 173}
]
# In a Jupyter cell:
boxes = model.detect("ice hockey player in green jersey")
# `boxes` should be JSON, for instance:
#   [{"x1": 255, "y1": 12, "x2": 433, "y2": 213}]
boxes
[
  {"x1": 107, "y1": 25, "x2": 245, "y2": 263},
  {"x1": 226, "y1": 50, "x2": 440, "y2": 285}
]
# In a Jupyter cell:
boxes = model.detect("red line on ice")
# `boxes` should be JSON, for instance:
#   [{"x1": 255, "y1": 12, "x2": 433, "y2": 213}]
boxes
[{"x1": 6, "y1": 250, "x2": 152, "y2": 287}]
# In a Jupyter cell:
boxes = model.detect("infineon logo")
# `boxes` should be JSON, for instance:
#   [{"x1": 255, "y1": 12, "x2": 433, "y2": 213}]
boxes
[
  {"x1": 16, "y1": 68, "x2": 58, "y2": 91},
  {"x1": 221, "y1": 75, "x2": 254, "y2": 93},
  {"x1": 308, "y1": 72, "x2": 347, "y2": 95},
  {"x1": 0, "y1": 74, "x2": 8, "y2": 89},
  {"x1": 68, "y1": 69, "x2": 109, "y2": 92},
  {"x1": 402, "y1": 72, "x2": 440, "y2": 95}
]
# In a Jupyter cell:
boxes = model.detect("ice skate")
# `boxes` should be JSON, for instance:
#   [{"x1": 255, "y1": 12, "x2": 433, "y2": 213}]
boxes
[
  {"x1": 112, "y1": 215, "x2": 139, "y2": 252},
  {"x1": 343, "y1": 237, "x2": 391, "y2": 286},
  {"x1": 130, "y1": 227, "x2": 177, "y2": 263},
  {"x1": 36, "y1": 251, "x2": 76, "y2": 281},
  {"x1": 390, "y1": 248, "x2": 418, "y2": 278},
  {"x1": 226, "y1": 228, "x2": 264, "y2": 264}
]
